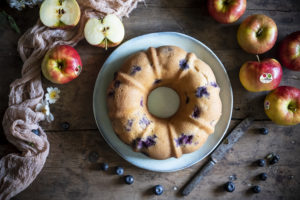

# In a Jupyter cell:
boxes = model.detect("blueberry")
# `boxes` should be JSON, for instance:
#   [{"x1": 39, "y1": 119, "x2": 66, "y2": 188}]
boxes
[
  {"x1": 175, "y1": 134, "x2": 193, "y2": 146},
  {"x1": 252, "y1": 185, "x2": 261, "y2": 193},
  {"x1": 260, "y1": 128, "x2": 269, "y2": 135},
  {"x1": 179, "y1": 59, "x2": 189, "y2": 70},
  {"x1": 100, "y1": 162, "x2": 109, "y2": 171},
  {"x1": 108, "y1": 90, "x2": 115, "y2": 97},
  {"x1": 257, "y1": 159, "x2": 266, "y2": 167},
  {"x1": 134, "y1": 135, "x2": 157, "y2": 149},
  {"x1": 114, "y1": 80, "x2": 121, "y2": 88},
  {"x1": 61, "y1": 122, "x2": 70, "y2": 130},
  {"x1": 185, "y1": 96, "x2": 190, "y2": 104},
  {"x1": 191, "y1": 106, "x2": 201, "y2": 118},
  {"x1": 124, "y1": 175, "x2": 134, "y2": 185},
  {"x1": 130, "y1": 66, "x2": 141, "y2": 75},
  {"x1": 125, "y1": 119, "x2": 134, "y2": 132},
  {"x1": 140, "y1": 97, "x2": 143, "y2": 107},
  {"x1": 224, "y1": 181, "x2": 235, "y2": 192},
  {"x1": 259, "y1": 173, "x2": 267, "y2": 181},
  {"x1": 195, "y1": 86, "x2": 209, "y2": 98},
  {"x1": 115, "y1": 166, "x2": 124, "y2": 175},
  {"x1": 139, "y1": 115, "x2": 150, "y2": 130},
  {"x1": 270, "y1": 154, "x2": 280, "y2": 165},
  {"x1": 210, "y1": 82, "x2": 218, "y2": 87},
  {"x1": 153, "y1": 185, "x2": 164, "y2": 195},
  {"x1": 31, "y1": 129, "x2": 40, "y2": 136},
  {"x1": 154, "y1": 79, "x2": 162, "y2": 84}
]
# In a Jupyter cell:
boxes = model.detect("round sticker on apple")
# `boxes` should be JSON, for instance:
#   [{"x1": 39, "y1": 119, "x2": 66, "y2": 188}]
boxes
[
  {"x1": 264, "y1": 101, "x2": 270, "y2": 110},
  {"x1": 260, "y1": 73, "x2": 273, "y2": 83}
]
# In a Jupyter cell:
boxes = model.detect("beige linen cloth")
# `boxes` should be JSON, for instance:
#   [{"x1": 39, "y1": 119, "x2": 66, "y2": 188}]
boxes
[{"x1": 0, "y1": 0, "x2": 142, "y2": 199}]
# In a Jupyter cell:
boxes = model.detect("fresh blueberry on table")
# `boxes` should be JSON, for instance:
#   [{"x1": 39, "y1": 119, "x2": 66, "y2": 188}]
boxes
[
  {"x1": 124, "y1": 175, "x2": 134, "y2": 185},
  {"x1": 61, "y1": 122, "x2": 70, "y2": 130},
  {"x1": 115, "y1": 166, "x2": 124, "y2": 175},
  {"x1": 153, "y1": 185, "x2": 164, "y2": 195},
  {"x1": 100, "y1": 162, "x2": 109, "y2": 171},
  {"x1": 252, "y1": 185, "x2": 261, "y2": 193},
  {"x1": 259, "y1": 173, "x2": 267, "y2": 181},
  {"x1": 224, "y1": 181, "x2": 235, "y2": 192},
  {"x1": 257, "y1": 159, "x2": 266, "y2": 167},
  {"x1": 270, "y1": 154, "x2": 280, "y2": 165},
  {"x1": 260, "y1": 128, "x2": 269, "y2": 135}
]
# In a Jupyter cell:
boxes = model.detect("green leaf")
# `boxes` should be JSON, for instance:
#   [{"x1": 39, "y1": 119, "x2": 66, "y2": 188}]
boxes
[
  {"x1": 0, "y1": 10, "x2": 20, "y2": 34},
  {"x1": 7, "y1": 15, "x2": 20, "y2": 34}
]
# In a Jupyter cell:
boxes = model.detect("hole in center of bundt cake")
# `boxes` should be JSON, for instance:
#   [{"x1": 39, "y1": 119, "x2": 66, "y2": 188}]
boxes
[{"x1": 147, "y1": 87, "x2": 180, "y2": 118}]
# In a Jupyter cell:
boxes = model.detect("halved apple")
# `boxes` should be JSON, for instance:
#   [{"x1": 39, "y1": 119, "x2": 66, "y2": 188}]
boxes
[
  {"x1": 40, "y1": 0, "x2": 81, "y2": 28},
  {"x1": 84, "y1": 14, "x2": 125, "y2": 49}
]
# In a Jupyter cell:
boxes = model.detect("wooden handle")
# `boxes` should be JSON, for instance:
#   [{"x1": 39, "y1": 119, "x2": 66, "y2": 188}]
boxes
[{"x1": 181, "y1": 160, "x2": 215, "y2": 196}]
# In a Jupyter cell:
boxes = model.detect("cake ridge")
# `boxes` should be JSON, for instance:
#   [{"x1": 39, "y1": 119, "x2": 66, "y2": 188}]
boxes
[
  {"x1": 147, "y1": 47, "x2": 161, "y2": 78},
  {"x1": 187, "y1": 117, "x2": 214, "y2": 135},
  {"x1": 117, "y1": 72, "x2": 145, "y2": 92},
  {"x1": 167, "y1": 123, "x2": 182, "y2": 158}
]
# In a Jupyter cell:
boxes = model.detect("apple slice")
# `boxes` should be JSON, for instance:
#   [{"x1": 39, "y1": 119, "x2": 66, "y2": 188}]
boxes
[
  {"x1": 84, "y1": 14, "x2": 125, "y2": 49},
  {"x1": 40, "y1": 0, "x2": 81, "y2": 28}
]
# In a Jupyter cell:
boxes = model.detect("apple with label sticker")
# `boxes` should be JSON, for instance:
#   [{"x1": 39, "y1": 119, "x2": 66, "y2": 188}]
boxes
[{"x1": 239, "y1": 58, "x2": 282, "y2": 92}]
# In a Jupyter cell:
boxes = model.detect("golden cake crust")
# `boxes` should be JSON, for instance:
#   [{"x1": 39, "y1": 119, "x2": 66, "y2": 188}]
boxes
[{"x1": 107, "y1": 46, "x2": 222, "y2": 159}]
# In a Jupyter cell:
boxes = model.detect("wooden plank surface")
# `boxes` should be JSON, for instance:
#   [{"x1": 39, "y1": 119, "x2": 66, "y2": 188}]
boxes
[
  {"x1": 1, "y1": 121, "x2": 298, "y2": 200},
  {"x1": 0, "y1": 0, "x2": 300, "y2": 199}
]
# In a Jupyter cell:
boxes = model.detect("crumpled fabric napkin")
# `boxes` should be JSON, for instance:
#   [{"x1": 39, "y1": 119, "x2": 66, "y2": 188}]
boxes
[{"x1": 0, "y1": 0, "x2": 142, "y2": 199}]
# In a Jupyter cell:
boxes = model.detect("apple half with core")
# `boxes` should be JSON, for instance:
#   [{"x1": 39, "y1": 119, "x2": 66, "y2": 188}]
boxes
[
  {"x1": 42, "y1": 45, "x2": 82, "y2": 84},
  {"x1": 84, "y1": 14, "x2": 125, "y2": 49},
  {"x1": 237, "y1": 14, "x2": 278, "y2": 54},
  {"x1": 207, "y1": 0, "x2": 246, "y2": 24},
  {"x1": 264, "y1": 86, "x2": 300, "y2": 126},
  {"x1": 239, "y1": 58, "x2": 282, "y2": 92},
  {"x1": 278, "y1": 31, "x2": 300, "y2": 71},
  {"x1": 40, "y1": 0, "x2": 81, "y2": 28}
]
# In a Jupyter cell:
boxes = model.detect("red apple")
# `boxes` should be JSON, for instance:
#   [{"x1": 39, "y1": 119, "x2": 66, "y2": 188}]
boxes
[
  {"x1": 41, "y1": 45, "x2": 82, "y2": 84},
  {"x1": 208, "y1": 0, "x2": 246, "y2": 24},
  {"x1": 237, "y1": 14, "x2": 278, "y2": 54},
  {"x1": 264, "y1": 86, "x2": 300, "y2": 126},
  {"x1": 239, "y1": 58, "x2": 282, "y2": 92},
  {"x1": 278, "y1": 31, "x2": 300, "y2": 71}
]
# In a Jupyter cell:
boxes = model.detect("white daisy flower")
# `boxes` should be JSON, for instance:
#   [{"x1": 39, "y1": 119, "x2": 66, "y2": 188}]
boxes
[
  {"x1": 35, "y1": 100, "x2": 54, "y2": 122},
  {"x1": 45, "y1": 87, "x2": 60, "y2": 104}
]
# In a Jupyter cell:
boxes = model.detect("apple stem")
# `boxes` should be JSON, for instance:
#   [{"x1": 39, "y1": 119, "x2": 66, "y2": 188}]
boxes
[
  {"x1": 256, "y1": 54, "x2": 260, "y2": 63},
  {"x1": 105, "y1": 38, "x2": 108, "y2": 50}
]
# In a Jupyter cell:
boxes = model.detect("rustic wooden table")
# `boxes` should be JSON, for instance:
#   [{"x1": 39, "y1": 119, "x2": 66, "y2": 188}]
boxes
[{"x1": 1, "y1": 0, "x2": 300, "y2": 199}]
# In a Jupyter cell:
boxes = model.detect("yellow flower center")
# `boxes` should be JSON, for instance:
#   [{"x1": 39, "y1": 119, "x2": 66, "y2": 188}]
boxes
[
  {"x1": 50, "y1": 91, "x2": 57, "y2": 99},
  {"x1": 41, "y1": 107, "x2": 47, "y2": 114}
]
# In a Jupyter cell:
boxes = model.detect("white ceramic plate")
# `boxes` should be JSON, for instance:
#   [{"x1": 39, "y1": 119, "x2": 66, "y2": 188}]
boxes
[{"x1": 93, "y1": 32, "x2": 233, "y2": 172}]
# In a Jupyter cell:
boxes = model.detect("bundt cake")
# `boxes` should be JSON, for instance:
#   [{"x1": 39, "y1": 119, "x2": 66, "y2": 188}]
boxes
[{"x1": 106, "y1": 46, "x2": 222, "y2": 159}]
